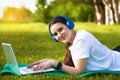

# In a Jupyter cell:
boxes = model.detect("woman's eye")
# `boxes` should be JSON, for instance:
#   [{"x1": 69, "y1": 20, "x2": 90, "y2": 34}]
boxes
[
  {"x1": 53, "y1": 33, "x2": 57, "y2": 36},
  {"x1": 58, "y1": 28, "x2": 63, "y2": 32}
]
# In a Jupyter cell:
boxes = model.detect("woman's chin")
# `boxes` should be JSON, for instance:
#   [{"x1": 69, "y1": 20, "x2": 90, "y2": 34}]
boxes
[{"x1": 62, "y1": 40, "x2": 68, "y2": 43}]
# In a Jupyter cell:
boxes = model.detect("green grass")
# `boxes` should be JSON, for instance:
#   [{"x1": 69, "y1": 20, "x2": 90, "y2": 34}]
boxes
[{"x1": 0, "y1": 22, "x2": 120, "y2": 80}]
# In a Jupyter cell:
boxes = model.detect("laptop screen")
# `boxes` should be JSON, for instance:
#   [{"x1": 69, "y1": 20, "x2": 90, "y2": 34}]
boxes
[{"x1": 1, "y1": 43, "x2": 21, "y2": 75}]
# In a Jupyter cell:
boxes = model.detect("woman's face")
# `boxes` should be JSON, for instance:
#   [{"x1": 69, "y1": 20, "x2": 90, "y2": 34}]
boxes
[{"x1": 50, "y1": 23, "x2": 72, "y2": 43}]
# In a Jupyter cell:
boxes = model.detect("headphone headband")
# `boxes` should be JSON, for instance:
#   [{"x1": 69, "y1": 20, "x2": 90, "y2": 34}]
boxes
[{"x1": 57, "y1": 16, "x2": 74, "y2": 30}]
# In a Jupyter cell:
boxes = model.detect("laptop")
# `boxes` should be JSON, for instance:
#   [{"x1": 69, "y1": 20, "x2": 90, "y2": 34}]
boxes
[{"x1": 1, "y1": 43, "x2": 55, "y2": 76}]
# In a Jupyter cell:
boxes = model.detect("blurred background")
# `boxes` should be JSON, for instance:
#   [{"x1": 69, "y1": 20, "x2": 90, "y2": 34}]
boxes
[{"x1": 0, "y1": 0, "x2": 120, "y2": 25}]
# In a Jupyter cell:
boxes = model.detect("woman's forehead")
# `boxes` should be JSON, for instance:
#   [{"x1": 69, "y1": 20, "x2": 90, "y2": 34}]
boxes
[{"x1": 50, "y1": 23, "x2": 63, "y2": 31}]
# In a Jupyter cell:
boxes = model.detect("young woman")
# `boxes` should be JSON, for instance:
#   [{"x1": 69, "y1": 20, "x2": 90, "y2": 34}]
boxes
[{"x1": 28, "y1": 16, "x2": 120, "y2": 75}]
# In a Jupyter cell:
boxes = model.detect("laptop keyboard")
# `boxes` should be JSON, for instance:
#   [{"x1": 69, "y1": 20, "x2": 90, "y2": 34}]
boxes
[
  {"x1": 19, "y1": 66, "x2": 55, "y2": 75},
  {"x1": 19, "y1": 67, "x2": 35, "y2": 73}
]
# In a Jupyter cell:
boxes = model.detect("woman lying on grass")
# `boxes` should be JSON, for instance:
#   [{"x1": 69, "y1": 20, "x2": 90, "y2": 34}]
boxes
[{"x1": 28, "y1": 16, "x2": 120, "y2": 75}]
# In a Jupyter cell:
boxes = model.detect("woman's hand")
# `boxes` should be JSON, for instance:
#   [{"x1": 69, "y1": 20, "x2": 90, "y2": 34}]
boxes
[{"x1": 27, "y1": 59, "x2": 58, "y2": 71}]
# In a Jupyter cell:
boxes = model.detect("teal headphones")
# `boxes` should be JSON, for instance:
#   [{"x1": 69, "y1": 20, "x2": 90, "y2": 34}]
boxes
[{"x1": 49, "y1": 16, "x2": 74, "y2": 42}]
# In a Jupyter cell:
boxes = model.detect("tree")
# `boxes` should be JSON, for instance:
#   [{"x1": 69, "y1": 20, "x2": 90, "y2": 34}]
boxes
[
  {"x1": 2, "y1": 7, "x2": 32, "y2": 22},
  {"x1": 32, "y1": 0, "x2": 50, "y2": 23},
  {"x1": 104, "y1": 0, "x2": 120, "y2": 25},
  {"x1": 48, "y1": 0, "x2": 94, "y2": 22},
  {"x1": 93, "y1": 0, "x2": 105, "y2": 25},
  {"x1": 34, "y1": 0, "x2": 120, "y2": 24},
  {"x1": 93, "y1": 0, "x2": 120, "y2": 25}
]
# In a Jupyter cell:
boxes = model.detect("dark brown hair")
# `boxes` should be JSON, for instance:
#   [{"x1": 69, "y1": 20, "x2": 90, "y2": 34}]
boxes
[
  {"x1": 49, "y1": 16, "x2": 74, "y2": 67},
  {"x1": 64, "y1": 43, "x2": 74, "y2": 67}
]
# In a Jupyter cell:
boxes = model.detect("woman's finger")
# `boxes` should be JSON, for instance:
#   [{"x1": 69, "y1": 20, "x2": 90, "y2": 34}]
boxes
[
  {"x1": 27, "y1": 61, "x2": 40, "y2": 68},
  {"x1": 27, "y1": 59, "x2": 49, "y2": 68}
]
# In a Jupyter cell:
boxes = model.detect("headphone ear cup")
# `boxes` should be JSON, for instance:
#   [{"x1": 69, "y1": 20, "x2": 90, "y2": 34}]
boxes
[
  {"x1": 51, "y1": 34, "x2": 59, "y2": 42},
  {"x1": 66, "y1": 20, "x2": 74, "y2": 30},
  {"x1": 49, "y1": 30, "x2": 59, "y2": 42},
  {"x1": 59, "y1": 16, "x2": 74, "y2": 30},
  {"x1": 52, "y1": 36, "x2": 59, "y2": 42}
]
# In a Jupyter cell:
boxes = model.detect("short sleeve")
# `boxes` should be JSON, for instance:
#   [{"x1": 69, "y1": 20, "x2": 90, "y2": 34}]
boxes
[{"x1": 71, "y1": 40, "x2": 92, "y2": 59}]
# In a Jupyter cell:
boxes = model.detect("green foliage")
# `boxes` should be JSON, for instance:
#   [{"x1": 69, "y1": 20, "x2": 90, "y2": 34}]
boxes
[
  {"x1": 49, "y1": 2, "x2": 73, "y2": 18},
  {"x1": 33, "y1": 0, "x2": 94, "y2": 23},
  {"x1": 71, "y1": 3, "x2": 94, "y2": 22},
  {"x1": 31, "y1": 0, "x2": 51, "y2": 23},
  {"x1": 49, "y1": 2, "x2": 94, "y2": 22},
  {"x1": 0, "y1": 22, "x2": 120, "y2": 79}
]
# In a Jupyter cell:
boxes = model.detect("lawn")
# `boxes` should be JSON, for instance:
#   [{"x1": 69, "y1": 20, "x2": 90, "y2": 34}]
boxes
[{"x1": 0, "y1": 22, "x2": 120, "y2": 80}]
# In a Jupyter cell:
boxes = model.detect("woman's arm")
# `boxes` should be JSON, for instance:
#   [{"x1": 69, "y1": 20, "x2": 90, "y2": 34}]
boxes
[
  {"x1": 52, "y1": 58, "x2": 88, "y2": 75},
  {"x1": 28, "y1": 58, "x2": 88, "y2": 75}
]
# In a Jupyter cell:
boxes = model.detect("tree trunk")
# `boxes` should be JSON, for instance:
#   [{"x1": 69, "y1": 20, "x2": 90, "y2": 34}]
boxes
[
  {"x1": 102, "y1": 0, "x2": 120, "y2": 25},
  {"x1": 118, "y1": 0, "x2": 120, "y2": 23},
  {"x1": 85, "y1": 0, "x2": 119, "y2": 24},
  {"x1": 93, "y1": 0, "x2": 104, "y2": 25},
  {"x1": 112, "y1": 0, "x2": 119, "y2": 23},
  {"x1": 102, "y1": 0, "x2": 114, "y2": 25},
  {"x1": 111, "y1": 0, "x2": 119, "y2": 24}
]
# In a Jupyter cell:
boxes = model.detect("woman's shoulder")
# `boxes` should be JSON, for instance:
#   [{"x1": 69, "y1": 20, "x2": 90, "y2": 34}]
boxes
[
  {"x1": 73, "y1": 29, "x2": 93, "y2": 45},
  {"x1": 72, "y1": 30, "x2": 88, "y2": 45},
  {"x1": 76, "y1": 30, "x2": 90, "y2": 36},
  {"x1": 77, "y1": 29, "x2": 87, "y2": 33},
  {"x1": 76, "y1": 30, "x2": 89, "y2": 39}
]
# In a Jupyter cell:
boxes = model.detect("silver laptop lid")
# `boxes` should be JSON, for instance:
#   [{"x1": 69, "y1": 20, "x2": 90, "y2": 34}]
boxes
[{"x1": 1, "y1": 43, "x2": 21, "y2": 75}]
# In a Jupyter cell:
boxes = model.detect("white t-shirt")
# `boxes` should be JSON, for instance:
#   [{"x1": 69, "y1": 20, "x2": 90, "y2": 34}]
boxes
[{"x1": 69, "y1": 30, "x2": 120, "y2": 72}]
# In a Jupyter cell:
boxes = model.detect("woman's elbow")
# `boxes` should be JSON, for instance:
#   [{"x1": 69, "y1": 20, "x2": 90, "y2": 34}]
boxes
[{"x1": 71, "y1": 70, "x2": 85, "y2": 76}]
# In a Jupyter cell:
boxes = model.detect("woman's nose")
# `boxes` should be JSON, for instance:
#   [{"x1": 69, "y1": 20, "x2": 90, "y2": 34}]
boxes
[{"x1": 57, "y1": 32, "x2": 62, "y2": 38}]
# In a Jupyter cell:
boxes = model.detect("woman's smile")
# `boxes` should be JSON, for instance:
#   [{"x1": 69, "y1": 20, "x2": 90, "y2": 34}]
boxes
[{"x1": 61, "y1": 34, "x2": 66, "y2": 40}]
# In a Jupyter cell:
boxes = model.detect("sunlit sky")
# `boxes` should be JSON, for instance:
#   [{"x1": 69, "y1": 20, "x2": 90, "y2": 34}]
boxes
[{"x1": 0, "y1": 0, "x2": 52, "y2": 18}]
